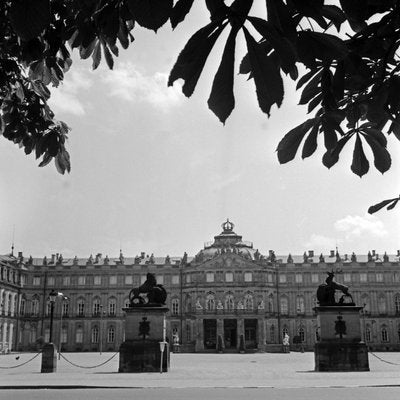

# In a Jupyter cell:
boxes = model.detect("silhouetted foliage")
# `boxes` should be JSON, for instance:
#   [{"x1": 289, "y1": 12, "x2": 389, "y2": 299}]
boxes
[{"x1": 1, "y1": 1, "x2": 399, "y2": 210}]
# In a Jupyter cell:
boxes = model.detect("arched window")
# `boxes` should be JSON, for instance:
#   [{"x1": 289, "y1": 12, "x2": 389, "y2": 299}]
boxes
[
  {"x1": 206, "y1": 294, "x2": 215, "y2": 311},
  {"x1": 365, "y1": 326, "x2": 371, "y2": 342},
  {"x1": 395, "y1": 294, "x2": 400, "y2": 314},
  {"x1": 19, "y1": 298, "x2": 26, "y2": 316},
  {"x1": 244, "y1": 293, "x2": 253, "y2": 310},
  {"x1": 77, "y1": 299, "x2": 85, "y2": 317},
  {"x1": 61, "y1": 326, "x2": 68, "y2": 344},
  {"x1": 124, "y1": 298, "x2": 130, "y2": 309},
  {"x1": 378, "y1": 296, "x2": 387, "y2": 314},
  {"x1": 299, "y1": 327, "x2": 305, "y2": 342},
  {"x1": 280, "y1": 297, "x2": 289, "y2": 315},
  {"x1": 62, "y1": 301, "x2": 69, "y2": 317},
  {"x1": 172, "y1": 298, "x2": 179, "y2": 315},
  {"x1": 268, "y1": 295, "x2": 274, "y2": 313},
  {"x1": 269, "y1": 325, "x2": 275, "y2": 342},
  {"x1": 76, "y1": 326, "x2": 83, "y2": 343},
  {"x1": 107, "y1": 326, "x2": 115, "y2": 343},
  {"x1": 186, "y1": 323, "x2": 191, "y2": 342},
  {"x1": 282, "y1": 326, "x2": 289, "y2": 339},
  {"x1": 44, "y1": 328, "x2": 50, "y2": 343},
  {"x1": 93, "y1": 298, "x2": 101, "y2": 316},
  {"x1": 381, "y1": 326, "x2": 389, "y2": 342},
  {"x1": 296, "y1": 296, "x2": 305, "y2": 314},
  {"x1": 225, "y1": 294, "x2": 234, "y2": 311},
  {"x1": 108, "y1": 297, "x2": 117, "y2": 316},
  {"x1": 91, "y1": 326, "x2": 99, "y2": 343},
  {"x1": 31, "y1": 298, "x2": 39, "y2": 316}
]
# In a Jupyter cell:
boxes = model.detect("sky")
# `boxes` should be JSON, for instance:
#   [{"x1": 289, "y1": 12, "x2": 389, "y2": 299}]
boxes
[{"x1": 1, "y1": 3, "x2": 399, "y2": 259}]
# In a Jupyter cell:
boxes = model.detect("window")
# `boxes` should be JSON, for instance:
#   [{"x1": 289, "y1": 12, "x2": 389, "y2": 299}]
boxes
[
  {"x1": 76, "y1": 327, "x2": 83, "y2": 343},
  {"x1": 125, "y1": 275, "x2": 133, "y2": 285},
  {"x1": 225, "y1": 272, "x2": 233, "y2": 282},
  {"x1": 77, "y1": 299, "x2": 85, "y2": 317},
  {"x1": 394, "y1": 272, "x2": 400, "y2": 283},
  {"x1": 31, "y1": 298, "x2": 39, "y2": 316},
  {"x1": 78, "y1": 276, "x2": 86, "y2": 285},
  {"x1": 282, "y1": 326, "x2": 289, "y2": 338},
  {"x1": 91, "y1": 326, "x2": 99, "y2": 343},
  {"x1": 124, "y1": 298, "x2": 130, "y2": 308},
  {"x1": 296, "y1": 296, "x2": 305, "y2": 314},
  {"x1": 171, "y1": 275, "x2": 180, "y2": 285},
  {"x1": 172, "y1": 298, "x2": 179, "y2": 315},
  {"x1": 343, "y1": 273, "x2": 351, "y2": 283},
  {"x1": 186, "y1": 323, "x2": 191, "y2": 342},
  {"x1": 62, "y1": 302, "x2": 69, "y2": 317},
  {"x1": 360, "y1": 273, "x2": 367, "y2": 282},
  {"x1": 33, "y1": 276, "x2": 41, "y2": 286},
  {"x1": 395, "y1": 295, "x2": 400, "y2": 314},
  {"x1": 185, "y1": 274, "x2": 191, "y2": 283},
  {"x1": 365, "y1": 327, "x2": 371, "y2": 342},
  {"x1": 46, "y1": 301, "x2": 52, "y2": 316},
  {"x1": 361, "y1": 295, "x2": 370, "y2": 313},
  {"x1": 311, "y1": 273, "x2": 319, "y2": 284},
  {"x1": 279, "y1": 274, "x2": 286, "y2": 283},
  {"x1": 30, "y1": 327, "x2": 37, "y2": 343},
  {"x1": 295, "y1": 273, "x2": 302, "y2": 283},
  {"x1": 44, "y1": 328, "x2": 50, "y2": 343},
  {"x1": 94, "y1": 275, "x2": 102, "y2": 285},
  {"x1": 378, "y1": 296, "x2": 386, "y2": 314},
  {"x1": 376, "y1": 273, "x2": 384, "y2": 282},
  {"x1": 47, "y1": 276, "x2": 55, "y2": 286},
  {"x1": 206, "y1": 272, "x2": 214, "y2": 283},
  {"x1": 107, "y1": 326, "x2": 115, "y2": 343},
  {"x1": 206, "y1": 294, "x2": 215, "y2": 311},
  {"x1": 244, "y1": 294, "x2": 253, "y2": 310},
  {"x1": 109, "y1": 275, "x2": 117, "y2": 285},
  {"x1": 244, "y1": 272, "x2": 252, "y2": 282},
  {"x1": 225, "y1": 294, "x2": 234, "y2": 311},
  {"x1": 140, "y1": 275, "x2": 147, "y2": 284},
  {"x1": 156, "y1": 275, "x2": 164, "y2": 285},
  {"x1": 93, "y1": 299, "x2": 101, "y2": 316},
  {"x1": 299, "y1": 327, "x2": 305, "y2": 342},
  {"x1": 381, "y1": 327, "x2": 389, "y2": 342},
  {"x1": 62, "y1": 276, "x2": 70, "y2": 286},
  {"x1": 267, "y1": 273, "x2": 273, "y2": 283},
  {"x1": 280, "y1": 297, "x2": 289, "y2": 315},
  {"x1": 269, "y1": 325, "x2": 275, "y2": 342},
  {"x1": 268, "y1": 295, "x2": 274, "y2": 312},
  {"x1": 108, "y1": 298, "x2": 116, "y2": 316},
  {"x1": 61, "y1": 327, "x2": 68, "y2": 344},
  {"x1": 19, "y1": 299, "x2": 25, "y2": 316}
]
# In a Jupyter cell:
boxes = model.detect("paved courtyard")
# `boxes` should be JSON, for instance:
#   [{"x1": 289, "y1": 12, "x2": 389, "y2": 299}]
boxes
[{"x1": 0, "y1": 350, "x2": 400, "y2": 390}]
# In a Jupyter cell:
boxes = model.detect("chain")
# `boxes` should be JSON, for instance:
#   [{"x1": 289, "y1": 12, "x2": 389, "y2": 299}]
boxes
[
  {"x1": 369, "y1": 351, "x2": 400, "y2": 365},
  {"x1": 59, "y1": 351, "x2": 119, "y2": 369},
  {"x1": 0, "y1": 351, "x2": 42, "y2": 369}
]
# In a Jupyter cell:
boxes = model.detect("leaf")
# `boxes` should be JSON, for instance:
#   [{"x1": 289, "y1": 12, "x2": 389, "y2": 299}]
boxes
[
  {"x1": 321, "y1": 5, "x2": 346, "y2": 31},
  {"x1": 292, "y1": 0, "x2": 327, "y2": 29},
  {"x1": 387, "y1": 199, "x2": 399, "y2": 210},
  {"x1": 361, "y1": 133, "x2": 391, "y2": 174},
  {"x1": 368, "y1": 198, "x2": 399, "y2": 214},
  {"x1": 247, "y1": 17, "x2": 297, "y2": 75},
  {"x1": 126, "y1": 0, "x2": 173, "y2": 32},
  {"x1": 206, "y1": 0, "x2": 228, "y2": 21},
  {"x1": 243, "y1": 27, "x2": 283, "y2": 116},
  {"x1": 103, "y1": 43, "x2": 114, "y2": 70},
  {"x1": 92, "y1": 41, "x2": 102, "y2": 70},
  {"x1": 322, "y1": 132, "x2": 353, "y2": 169},
  {"x1": 168, "y1": 21, "x2": 227, "y2": 97},
  {"x1": 170, "y1": 0, "x2": 195, "y2": 29},
  {"x1": 351, "y1": 134, "x2": 369, "y2": 177},
  {"x1": 207, "y1": 28, "x2": 238, "y2": 124},
  {"x1": 299, "y1": 76, "x2": 320, "y2": 105},
  {"x1": 9, "y1": 0, "x2": 51, "y2": 41},
  {"x1": 308, "y1": 92, "x2": 323, "y2": 113},
  {"x1": 277, "y1": 118, "x2": 317, "y2": 164},
  {"x1": 302, "y1": 124, "x2": 319, "y2": 159},
  {"x1": 239, "y1": 41, "x2": 272, "y2": 76},
  {"x1": 296, "y1": 69, "x2": 321, "y2": 90}
]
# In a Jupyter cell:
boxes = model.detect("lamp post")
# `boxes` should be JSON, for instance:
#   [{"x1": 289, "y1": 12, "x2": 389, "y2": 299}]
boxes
[{"x1": 48, "y1": 289, "x2": 58, "y2": 343}]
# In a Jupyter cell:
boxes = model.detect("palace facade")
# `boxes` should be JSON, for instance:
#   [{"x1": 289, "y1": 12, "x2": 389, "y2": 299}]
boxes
[{"x1": 1, "y1": 220, "x2": 400, "y2": 353}]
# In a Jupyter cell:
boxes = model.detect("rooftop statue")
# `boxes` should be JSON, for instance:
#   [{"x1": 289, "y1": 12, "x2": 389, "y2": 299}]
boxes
[
  {"x1": 317, "y1": 271, "x2": 354, "y2": 306},
  {"x1": 129, "y1": 272, "x2": 167, "y2": 307}
]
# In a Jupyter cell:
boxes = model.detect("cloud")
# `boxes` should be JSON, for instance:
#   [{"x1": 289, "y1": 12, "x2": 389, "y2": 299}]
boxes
[
  {"x1": 304, "y1": 234, "x2": 339, "y2": 251},
  {"x1": 334, "y1": 214, "x2": 388, "y2": 240},
  {"x1": 102, "y1": 62, "x2": 182, "y2": 110},
  {"x1": 48, "y1": 69, "x2": 92, "y2": 115}
]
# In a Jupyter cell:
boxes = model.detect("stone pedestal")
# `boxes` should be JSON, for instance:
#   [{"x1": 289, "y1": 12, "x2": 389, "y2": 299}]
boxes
[
  {"x1": 41, "y1": 343, "x2": 57, "y2": 373},
  {"x1": 314, "y1": 306, "x2": 369, "y2": 371},
  {"x1": 119, "y1": 306, "x2": 169, "y2": 373}
]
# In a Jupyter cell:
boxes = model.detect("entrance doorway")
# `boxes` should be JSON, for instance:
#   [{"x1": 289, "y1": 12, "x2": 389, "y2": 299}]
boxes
[
  {"x1": 224, "y1": 319, "x2": 237, "y2": 349},
  {"x1": 244, "y1": 319, "x2": 257, "y2": 349},
  {"x1": 203, "y1": 319, "x2": 216, "y2": 349}
]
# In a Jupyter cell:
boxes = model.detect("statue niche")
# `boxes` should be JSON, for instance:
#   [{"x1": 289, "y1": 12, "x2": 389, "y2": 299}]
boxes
[
  {"x1": 129, "y1": 272, "x2": 167, "y2": 307},
  {"x1": 317, "y1": 271, "x2": 354, "y2": 306}
]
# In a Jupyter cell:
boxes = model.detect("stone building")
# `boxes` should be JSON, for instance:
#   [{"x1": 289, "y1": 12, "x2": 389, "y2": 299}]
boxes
[{"x1": 1, "y1": 219, "x2": 400, "y2": 353}]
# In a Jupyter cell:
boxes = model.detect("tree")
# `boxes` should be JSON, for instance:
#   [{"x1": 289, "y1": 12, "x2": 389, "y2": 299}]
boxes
[{"x1": 1, "y1": 0, "x2": 399, "y2": 211}]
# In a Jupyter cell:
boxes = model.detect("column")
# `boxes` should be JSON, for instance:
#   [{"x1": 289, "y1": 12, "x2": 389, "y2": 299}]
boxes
[
  {"x1": 0, "y1": 289, "x2": 4, "y2": 315},
  {"x1": 2, "y1": 322, "x2": 7, "y2": 352},
  {"x1": 216, "y1": 318, "x2": 223, "y2": 343},
  {"x1": 8, "y1": 323, "x2": 14, "y2": 351},
  {"x1": 10, "y1": 292, "x2": 17, "y2": 317},
  {"x1": 4, "y1": 291, "x2": 9, "y2": 316},
  {"x1": 195, "y1": 318, "x2": 204, "y2": 351},
  {"x1": 258, "y1": 317, "x2": 265, "y2": 351}
]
